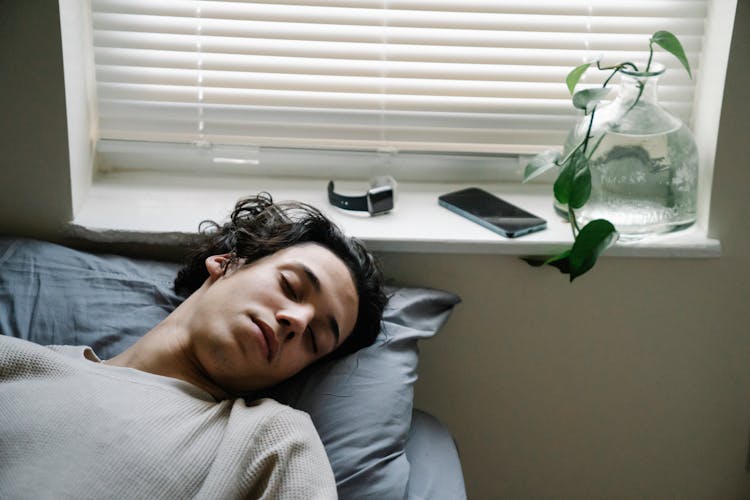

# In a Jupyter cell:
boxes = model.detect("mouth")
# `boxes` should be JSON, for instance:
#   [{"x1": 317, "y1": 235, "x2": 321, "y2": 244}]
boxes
[{"x1": 255, "y1": 319, "x2": 278, "y2": 363}]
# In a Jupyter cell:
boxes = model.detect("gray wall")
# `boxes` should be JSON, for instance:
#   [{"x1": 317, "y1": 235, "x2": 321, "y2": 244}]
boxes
[
  {"x1": 1, "y1": 1, "x2": 749, "y2": 498},
  {"x1": 393, "y1": 5, "x2": 750, "y2": 497},
  {"x1": 0, "y1": 1, "x2": 72, "y2": 237}
]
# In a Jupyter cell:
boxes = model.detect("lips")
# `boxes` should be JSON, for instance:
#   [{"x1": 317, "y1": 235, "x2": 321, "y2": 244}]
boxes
[{"x1": 255, "y1": 319, "x2": 278, "y2": 363}]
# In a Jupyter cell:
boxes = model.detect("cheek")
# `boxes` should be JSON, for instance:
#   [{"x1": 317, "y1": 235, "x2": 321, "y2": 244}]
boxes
[
  {"x1": 204, "y1": 347, "x2": 235, "y2": 377},
  {"x1": 276, "y1": 350, "x2": 315, "y2": 379}
]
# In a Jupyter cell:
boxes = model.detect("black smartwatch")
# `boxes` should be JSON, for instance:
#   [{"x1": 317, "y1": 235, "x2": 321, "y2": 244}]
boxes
[{"x1": 327, "y1": 176, "x2": 396, "y2": 216}]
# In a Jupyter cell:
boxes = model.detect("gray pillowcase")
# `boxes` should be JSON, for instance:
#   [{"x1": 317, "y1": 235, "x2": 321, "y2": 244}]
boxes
[
  {"x1": 264, "y1": 286, "x2": 459, "y2": 498},
  {"x1": 0, "y1": 237, "x2": 459, "y2": 499},
  {"x1": 0, "y1": 238, "x2": 182, "y2": 356}
]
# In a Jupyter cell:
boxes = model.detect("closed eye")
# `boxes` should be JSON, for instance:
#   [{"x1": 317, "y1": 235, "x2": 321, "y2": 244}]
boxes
[
  {"x1": 307, "y1": 326, "x2": 319, "y2": 354},
  {"x1": 280, "y1": 274, "x2": 298, "y2": 301}
]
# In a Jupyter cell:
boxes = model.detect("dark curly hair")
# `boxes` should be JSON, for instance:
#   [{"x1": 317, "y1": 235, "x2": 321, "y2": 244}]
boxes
[{"x1": 174, "y1": 193, "x2": 387, "y2": 360}]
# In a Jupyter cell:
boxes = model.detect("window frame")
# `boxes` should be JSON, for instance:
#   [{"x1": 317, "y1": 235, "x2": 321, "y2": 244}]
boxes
[{"x1": 59, "y1": 0, "x2": 736, "y2": 255}]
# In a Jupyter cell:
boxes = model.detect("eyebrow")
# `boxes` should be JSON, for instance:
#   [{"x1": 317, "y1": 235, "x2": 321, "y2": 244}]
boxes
[{"x1": 298, "y1": 263, "x2": 340, "y2": 347}]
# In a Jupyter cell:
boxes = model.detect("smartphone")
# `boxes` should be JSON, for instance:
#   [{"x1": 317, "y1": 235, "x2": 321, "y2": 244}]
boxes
[{"x1": 438, "y1": 187, "x2": 547, "y2": 238}]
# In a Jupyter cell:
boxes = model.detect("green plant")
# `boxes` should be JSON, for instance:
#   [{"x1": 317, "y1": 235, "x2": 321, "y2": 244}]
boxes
[{"x1": 523, "y1": 31, "x2": 692, "y2": 281}]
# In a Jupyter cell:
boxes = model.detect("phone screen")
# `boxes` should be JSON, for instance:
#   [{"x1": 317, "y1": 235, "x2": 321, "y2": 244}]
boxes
[{"x1": 438, "y1": 187, "x2": 547, "y2": 238}]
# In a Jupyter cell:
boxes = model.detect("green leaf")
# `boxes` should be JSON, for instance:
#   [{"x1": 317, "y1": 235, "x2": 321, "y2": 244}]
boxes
[
  {"x1": 522, "y1": 257, "x2": 547, "y2": 267},
  {"x1": 566, "y1": 63, "x2": 591, "y2": 95},
  {"x1": 544, "y1": 249, "x2": 572, "y2": 274},
  {"x1": 568, "y1": 219, "x2": 619, "y2": 281},
  {"x1": 569, "y1": 163, "x2": 592, "y2": 209},
  {"x1": 523, "y1": 150, "x2": 561, "y2": 183},
  {"x1": 572, "y1": 88, "x2": 611, "y2": 114},
  {"x1": 555, "y1": 150, "x2": 590, "y2": 207},
  {"x1": 651, "y1": 31, "x2": 692, "y2": 79},
  {"x1": 553, "y1": 153, "x2": 577, "y2": 205},
  {"x1": 522, "y1": 249, "x2": 571, "y2": 274}
]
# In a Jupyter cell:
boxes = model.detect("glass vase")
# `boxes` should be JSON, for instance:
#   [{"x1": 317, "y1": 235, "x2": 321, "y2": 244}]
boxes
[{"x1": 556, "y1": 63, "x2": 699, "y2": 239}]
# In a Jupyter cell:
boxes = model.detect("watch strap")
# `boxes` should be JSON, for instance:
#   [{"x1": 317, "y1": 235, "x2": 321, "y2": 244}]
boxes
[{"x1": 327, "y1": 181, "x2": 369, "y2": 211}]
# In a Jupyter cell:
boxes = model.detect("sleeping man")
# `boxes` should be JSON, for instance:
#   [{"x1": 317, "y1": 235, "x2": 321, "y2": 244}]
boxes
[{"x1": 0, "y1": 193, "x2": 387, "y2": 499}]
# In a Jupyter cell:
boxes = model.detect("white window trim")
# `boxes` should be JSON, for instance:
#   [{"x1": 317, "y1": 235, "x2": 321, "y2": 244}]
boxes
[
  {"x1": 68, "y1": 170, "x2": 721, "y2": 257},
  {"x1": 60, "y1": 0, "x2": 734, "y2": 257},
  {"x1": 690, "y1": 0, "x2": 737, "y2": 232}
]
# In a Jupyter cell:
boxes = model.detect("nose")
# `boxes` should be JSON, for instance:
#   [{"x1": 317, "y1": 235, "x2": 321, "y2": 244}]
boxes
[{"x1": 276, "y1": 302, "x2": 314, "y2": 342}]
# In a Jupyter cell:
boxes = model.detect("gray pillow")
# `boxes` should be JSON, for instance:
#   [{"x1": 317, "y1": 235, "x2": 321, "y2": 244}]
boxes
[
  {"x1": 263, "y1": 286, "x2": 459, "y2": 499},
  {"x1": 0, "y1": 237, "x2": 459, "y2": 499},
  {"x1": 0, "y1": 238, "x2": 182, "y2": 356}
]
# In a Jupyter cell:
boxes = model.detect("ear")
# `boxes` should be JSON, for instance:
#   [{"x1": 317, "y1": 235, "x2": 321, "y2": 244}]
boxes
[{"x1": 205, "y1": 253, "x2": 232, "y2": 281}]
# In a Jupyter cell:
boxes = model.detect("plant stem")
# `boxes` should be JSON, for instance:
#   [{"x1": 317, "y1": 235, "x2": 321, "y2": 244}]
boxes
[
  {"x1": 597, "y1": 61, "x2": 637, "y2": 73},
  {"x1": 586, "y1": 133, "x2": 607, "y2": 160},
  {"x1": 624, "y1": 80, "x2": 646, "y2": 115},
  {"x1": 558, "y1": 137, "x2": 586, "y2": 167},
  {"x1": 602, "y1": 67, "x2": 622, "y2": 88},
  {"x1": 583, "y1": 107, "x2": 596, "y2": 152},
  {"x1": 568, "y1": 206, "x2": 580, "y2": 237},
  {"x1": 646, "y1": 40, "x2": 655, "y2": 72}
]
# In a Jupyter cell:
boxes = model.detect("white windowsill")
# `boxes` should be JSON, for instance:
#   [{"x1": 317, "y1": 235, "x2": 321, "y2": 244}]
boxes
[{"x1": 70, "y1": 171, "x2": 721, "y2": 257}]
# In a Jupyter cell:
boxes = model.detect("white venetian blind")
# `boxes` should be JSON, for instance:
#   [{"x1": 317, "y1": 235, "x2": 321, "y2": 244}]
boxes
[{"x1": 91, "y1": 0, "x2": 709, "y2": 158}]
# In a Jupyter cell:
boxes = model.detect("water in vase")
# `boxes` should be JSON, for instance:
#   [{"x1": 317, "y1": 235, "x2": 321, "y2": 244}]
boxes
[{"x1": 576, "y1": 123, "x2": 698, "y2": 239}]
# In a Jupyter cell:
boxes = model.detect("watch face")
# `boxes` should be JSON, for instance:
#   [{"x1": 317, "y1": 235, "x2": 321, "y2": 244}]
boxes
[{"x1": 367, "y1": 186, "x2": 394, "y2": 214}]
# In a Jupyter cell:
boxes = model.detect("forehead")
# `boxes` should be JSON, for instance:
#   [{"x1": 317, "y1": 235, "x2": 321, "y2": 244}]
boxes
[{"x1": 269, "y1": 243, "x2": 347, "y2": 271}]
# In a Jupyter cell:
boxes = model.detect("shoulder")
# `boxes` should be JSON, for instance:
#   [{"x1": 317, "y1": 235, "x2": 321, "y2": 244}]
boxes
[
  {"x1": 0, "y1": 335, "x2": 82, "y2": 380},
  {"x1": 226, "y1": 397, "x2": 326, "y2": 456},
  {"x1": 240, "y1": 398, "x2": 317, "y2": 434},
  {"x1": 0, "y1": 336, "x2": 73, "y2": 371},
  {"x1": 191, "y1": 396, "x2": 337, "y2": 499},
  {"x1": 0, "y1": 334, "x2": 44, "y2": 352},
  {"x1": 1, "y1": 336, "x2": 95, "y2": 361},
  {"x1": 244, "y1": 397, "x2": 306, "y2": 416}
]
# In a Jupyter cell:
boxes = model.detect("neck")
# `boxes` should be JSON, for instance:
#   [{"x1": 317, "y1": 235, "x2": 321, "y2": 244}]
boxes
[{"x1": 106, "y1": 291, "x2": 232, "y2": 401}]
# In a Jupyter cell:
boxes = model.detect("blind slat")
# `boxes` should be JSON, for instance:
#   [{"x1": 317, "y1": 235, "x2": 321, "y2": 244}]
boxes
[
  {"x1": 94, "y1": 28, "x2": 706, "y2": 52},
  {"x1": 90, "y1": 0, "x2": 709, "y2": 156},
  {"x1": 93, "y1": 13, "x2": 707, "y2": 41},
  {"x1": 94, "y1": 56, "x2": 697, "y2": 85},
  {"x1": 95, "y1": 0, "x2": 708, "y2": 18},
  {"x1": 94, "y1": 0, "x2": 709, "y2": 18},
  {"x1": 94, "y1": 46, "x2": 702, "y2": 76},
  {"x1": 95, "y1": 71, "x2": 696, "y2": 102}
]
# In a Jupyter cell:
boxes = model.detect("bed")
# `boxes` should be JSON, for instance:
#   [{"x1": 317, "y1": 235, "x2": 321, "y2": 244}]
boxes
[{"x1": 0, "y1": 237, "x2": 466, "y2": 500}]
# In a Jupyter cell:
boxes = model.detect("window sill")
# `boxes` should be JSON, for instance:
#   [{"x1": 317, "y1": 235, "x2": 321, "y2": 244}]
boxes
[{"x1": 70, "y1": 171, "x2": 721, "y2": 258}]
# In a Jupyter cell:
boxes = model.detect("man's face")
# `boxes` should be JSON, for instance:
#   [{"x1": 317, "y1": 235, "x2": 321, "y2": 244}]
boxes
[{"x1": 187, "y1": 243, "x2": 358, "y2": 395}]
